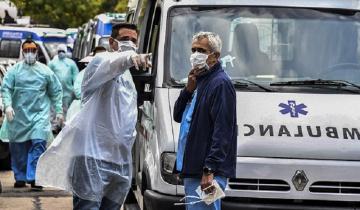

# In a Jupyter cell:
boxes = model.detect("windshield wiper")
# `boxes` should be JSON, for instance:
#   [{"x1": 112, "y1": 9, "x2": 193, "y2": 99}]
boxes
[
  {"x1": 270, "y1": 79, "x2": 360, "y2": 93},
  {"x1": 233, "y1": 79, "x2": 275, "y2": 92}
]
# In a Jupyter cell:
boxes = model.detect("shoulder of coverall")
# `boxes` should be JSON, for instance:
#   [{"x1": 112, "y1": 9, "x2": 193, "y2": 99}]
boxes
[
  {"x1": 5, "y1": 61, "x2": 28, "y2": 75},
  {"x1": 8, "y1": 61, "x2": 23, "y2": 71}
]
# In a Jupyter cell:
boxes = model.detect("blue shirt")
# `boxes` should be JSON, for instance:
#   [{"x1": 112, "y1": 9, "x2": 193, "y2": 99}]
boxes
[{"x1": 176, "y1": 91, "x2": 197, "y2": 172}]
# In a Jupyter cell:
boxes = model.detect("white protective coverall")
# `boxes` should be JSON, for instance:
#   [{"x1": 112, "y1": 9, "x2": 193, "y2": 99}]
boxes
[{"x1": 36, "y1": 50, "x2": 138, "y2": 204}]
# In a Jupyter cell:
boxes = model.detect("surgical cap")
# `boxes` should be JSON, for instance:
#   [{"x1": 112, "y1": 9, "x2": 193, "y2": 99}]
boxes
[{"x1": 57, "y1": 44, "x2": 67, "y2": 52}]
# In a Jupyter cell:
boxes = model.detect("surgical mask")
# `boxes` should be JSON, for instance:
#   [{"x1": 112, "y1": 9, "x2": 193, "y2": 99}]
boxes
[
  {"x1": 58, "y1": 52, "x2": 66, "y2": 59},
  {"x1": 174, "y1": 180, "x2": 226, "y2": 206},
  {"x1": 190, "y1": 51, "x2": 209, "y2": 69},
  {"x1": 24, "y1": 52, "x2": 37, "y2": 65},
  {"x1": 114, "y1": 39, "x2": 137, "y2": 52}
]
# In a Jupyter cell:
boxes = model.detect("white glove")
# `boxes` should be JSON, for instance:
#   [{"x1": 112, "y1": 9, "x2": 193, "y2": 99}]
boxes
[
  {"x1": 56, "y1": 113, "x2": 64, "y2": 126},
  {"x1": 130, "y1": 53, "x2": 152, "y2": 70},
  {"x1": 5, "y1": 106, "x2": 15, "y2": 122}
]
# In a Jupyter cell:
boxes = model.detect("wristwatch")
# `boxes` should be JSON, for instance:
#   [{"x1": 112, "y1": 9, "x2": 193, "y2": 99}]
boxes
[{"x1": 203, "y1": 167, "x2": 214, "y2": 175}]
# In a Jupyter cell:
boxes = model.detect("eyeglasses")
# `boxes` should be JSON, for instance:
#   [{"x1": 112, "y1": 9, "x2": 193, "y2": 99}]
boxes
[
  {"x1": 23, "y1": 48, "x2": 37, "y2": 53},
  {"x1": 58, "y1": 50, "x2": 65, "y2": 53},
  {"x1": 117, "y1": 36, "x2": 137, "y2": 43},
  {"x1": 191, "y1": 47, "x2": 208, "y2": 54}
]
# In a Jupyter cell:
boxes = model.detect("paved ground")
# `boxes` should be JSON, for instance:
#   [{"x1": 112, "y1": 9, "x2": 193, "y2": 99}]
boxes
[
  {"x1": 0, "y1": 171, "x2": 135, "y2": 210},
  {"x1": 0, "y1": 170, "x2": 72, "y2": 210}
]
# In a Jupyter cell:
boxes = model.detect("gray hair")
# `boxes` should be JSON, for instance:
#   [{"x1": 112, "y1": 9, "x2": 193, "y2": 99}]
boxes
[{"x1": 192, "y1": 31, "x2": 222, "y2": 53}]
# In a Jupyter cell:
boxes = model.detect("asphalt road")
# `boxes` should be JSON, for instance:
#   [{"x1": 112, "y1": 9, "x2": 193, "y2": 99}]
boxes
[
  {"x1": 0, "y1": 171, "x2": 140, "y2": 210},
  {"x1": 0, "y1": 170, "x2": 73, "y2": 210}
]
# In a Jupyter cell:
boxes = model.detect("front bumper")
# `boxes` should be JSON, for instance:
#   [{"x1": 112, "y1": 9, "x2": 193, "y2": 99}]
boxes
[
  {"x1": 144, "y1": 190, "x2": 321, "y2": 210},
  {"x1": 144, "y1": 190, "x2": 183, "y2": 210},
  {"x1": 222, "y1": 197, "x2": 358, "y2": 210},
  {"x1": 144, "y1": 189, "x2": 359, "y2": 210}
]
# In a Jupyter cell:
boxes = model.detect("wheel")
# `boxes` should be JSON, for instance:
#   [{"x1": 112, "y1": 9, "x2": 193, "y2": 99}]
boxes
[
  {"x1": 123, "y1": 203, "x2": 140, "y2": 210},
  {"x1": 0, "y1": 142, "x2": 11, "y2": 170},
  {"x1": 123, "y1": 189, "x2": 141, "y2": 210}
]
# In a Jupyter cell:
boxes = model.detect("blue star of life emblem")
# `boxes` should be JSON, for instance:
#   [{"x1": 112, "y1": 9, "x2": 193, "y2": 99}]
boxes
[{"x1": 279, "y1": 100, "x2": 308, "y2": 118}]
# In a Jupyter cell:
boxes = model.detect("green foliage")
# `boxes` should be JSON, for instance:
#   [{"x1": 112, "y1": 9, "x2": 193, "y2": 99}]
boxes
[{"x1": 12, "y1": 0, "x2": 129, "y2": 29}]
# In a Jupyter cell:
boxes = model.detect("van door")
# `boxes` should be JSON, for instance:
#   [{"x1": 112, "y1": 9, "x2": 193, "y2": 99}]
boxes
[{"x1": 131, "y1": 0, "x2": 160, "y2": 190}]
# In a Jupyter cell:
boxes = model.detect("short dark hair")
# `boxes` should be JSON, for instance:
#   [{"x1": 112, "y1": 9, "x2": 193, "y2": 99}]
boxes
[
  {"x1": 111, "y1": 23, "x2": 138, "y2": 38},
  {"x1": 21, "y1": 39, "x2": 37, "y2": 49}
]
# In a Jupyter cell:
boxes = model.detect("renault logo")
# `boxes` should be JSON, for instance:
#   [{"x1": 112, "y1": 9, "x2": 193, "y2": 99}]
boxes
[{"x1": 292, "y1": 170, "x2": 308, "y2": 191}]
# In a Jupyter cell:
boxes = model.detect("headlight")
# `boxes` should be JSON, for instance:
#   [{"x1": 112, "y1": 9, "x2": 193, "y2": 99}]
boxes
[{"x1": 160, "y1": 152, "x2": 183, "y2": 185}]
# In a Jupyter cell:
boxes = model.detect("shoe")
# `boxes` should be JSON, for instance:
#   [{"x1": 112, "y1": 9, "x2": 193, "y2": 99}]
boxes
[
  {"x1": 29, "y1": 181, "x2": 43, "y2": 191},
  {"x1": 14, "y1": 181, "x2": 26, "y2": 188}
]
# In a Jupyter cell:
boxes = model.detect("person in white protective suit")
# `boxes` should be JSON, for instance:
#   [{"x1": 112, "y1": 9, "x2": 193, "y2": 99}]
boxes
[{"x1": 36, "y1": 23, "x2": 151, "y2": 210}]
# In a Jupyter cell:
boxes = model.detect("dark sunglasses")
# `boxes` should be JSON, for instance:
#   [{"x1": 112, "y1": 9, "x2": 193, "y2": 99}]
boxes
[
  {"x1": 58, "y1": 50, "x2": 66, "y2": 53},
  {"x1": 117, "y1": 36, "x2": 137, "y2": 43},
  {"x1": 191, "y1": 47, "x2": 208, "y2": 54}
]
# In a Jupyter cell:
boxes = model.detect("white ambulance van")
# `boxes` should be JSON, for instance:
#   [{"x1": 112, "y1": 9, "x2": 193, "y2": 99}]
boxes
[{"x1": 126, "y1": 0, "x2": 360, "y2": 209}]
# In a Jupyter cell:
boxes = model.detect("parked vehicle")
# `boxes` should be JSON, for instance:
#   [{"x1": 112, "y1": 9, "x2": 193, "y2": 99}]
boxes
[
  {"x1": 125, "y1": 0, "x2": 360, "y2": 209},
  {"x1": 66, "y1": 27, "x2": 78, "y2": 50},
  {"x1": 0, "y1": 26, "x2": 67, "y2": 69},
  {"x1": 72, "y1": 13, "x2": 126, "y2": 61}
]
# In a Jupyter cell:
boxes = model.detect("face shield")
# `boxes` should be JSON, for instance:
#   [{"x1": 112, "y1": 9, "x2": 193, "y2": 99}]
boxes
[{"x1": 23, "y1": 47, "x2": 38, "y2": 65}]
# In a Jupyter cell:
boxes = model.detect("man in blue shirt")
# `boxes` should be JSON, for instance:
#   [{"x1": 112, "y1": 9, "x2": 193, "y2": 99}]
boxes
[{"x1": 174, "y1": 32, "x2": 237, "y2": 210}]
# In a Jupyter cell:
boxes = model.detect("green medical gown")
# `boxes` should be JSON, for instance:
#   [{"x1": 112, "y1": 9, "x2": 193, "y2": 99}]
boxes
[
  {"x1": 48, "y1": 56, "x2": 78, "y2": 108},
  {"x1": 0, "y1": 61, "x2": 63, "y2": 142}
]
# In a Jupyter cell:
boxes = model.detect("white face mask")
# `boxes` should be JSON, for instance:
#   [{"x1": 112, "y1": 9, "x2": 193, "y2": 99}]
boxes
[
  {"x1": 114, "y1": 39, "x2": 137, "y2": 52},
  {"x1": 24, "y1": 52, "x2": 37, "y2": 65},
  {"x1": 174, "y1": 180, "x2": 226, "y2": 206},
  {"x1": 58, "y1": 52, "x2": 66, "y2": 59},
  {"x1": 190, "y1": 51, "x2": 209, "y2": 69}
]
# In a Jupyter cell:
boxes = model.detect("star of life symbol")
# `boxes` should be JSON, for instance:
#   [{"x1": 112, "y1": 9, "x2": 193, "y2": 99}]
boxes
[{"x1": 279, "y1": 100, "x2": 308, "y2": 118}]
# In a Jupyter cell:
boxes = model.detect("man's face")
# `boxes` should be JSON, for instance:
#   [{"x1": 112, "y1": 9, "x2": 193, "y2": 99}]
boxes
[
  {"x1": 110, "y1": 28, "x2": 138, "y2": 51},
  {"x1": 191, "y1": 38, "x2": 211, "y2": 55},
  {"x1": 191, "y1": 38, "x2": 219, "y2": 68}
]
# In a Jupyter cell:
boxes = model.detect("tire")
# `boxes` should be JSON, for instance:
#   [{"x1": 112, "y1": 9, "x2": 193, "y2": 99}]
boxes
[
  {"x1": 0, "y1": 142, "x2": 11, "y2": 170},
  {"x1": 123, "y1": 188, "x2": 140, "y2": 210},
  {"x1": 123, "y1": 203, "x2": 140, "y2": 210}
]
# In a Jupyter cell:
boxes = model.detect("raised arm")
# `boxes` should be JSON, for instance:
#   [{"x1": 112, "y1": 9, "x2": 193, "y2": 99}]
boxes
[{"x1": 81, "y1": 51, "x2": 136, "y2": 97}]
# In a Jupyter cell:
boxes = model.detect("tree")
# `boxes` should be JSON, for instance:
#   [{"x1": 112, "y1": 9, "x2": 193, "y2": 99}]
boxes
[{"x1": 11, "y1": 0, "x2": 129, "y2": 29}]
